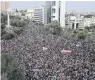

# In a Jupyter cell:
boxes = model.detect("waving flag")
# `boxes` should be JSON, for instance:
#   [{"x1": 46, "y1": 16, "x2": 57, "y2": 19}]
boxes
[{"x1": 61, "y1": 49, "x2": 72, "y2": 54}]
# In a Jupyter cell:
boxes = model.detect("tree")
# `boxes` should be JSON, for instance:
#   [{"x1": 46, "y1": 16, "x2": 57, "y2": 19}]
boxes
[
  {"x1": 84, "y1": 14, "x2": 93, "y2": 18},
  {"x1": 10, "y1": 19, "x2": 26, "y2": 27},
  {"x1": 47, "y1": 21, "x2": 62, "y2": 35},
  {"x1": 20, "y1": 10, "x2": 26, "y2": 16},
  {"x1": 2, "y1": 31, "x2": 16, "y2": 40},
  {"x1": 85, "y1": 26, "x2": 90, "y2": 31},
  {"x1": 90, "y1": 24, "x2": 95, "y2": 31},
  {"x1": 77, "y1": 30, "x2": 88, "y2": 40},
  {"x1": 1, "y1": 53, "x2": 25, "y2": 80},
  {"x1": 1, "y1": 12, "x2": 28, "y2": 40}
]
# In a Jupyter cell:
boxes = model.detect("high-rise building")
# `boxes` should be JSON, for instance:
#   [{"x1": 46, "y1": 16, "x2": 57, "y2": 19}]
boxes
[
  {"x1": 45, "y1": 1, "x2": 65, "y2": 28},
  {"x1": 51, "y1": 1, "x2": 65, "y2": 27},
  {"x1": 51, "y1": 1, "x2": 60, "y2": 21},
  {"x1": 1, "y1": 1, "x2": 9, "y2": 12},
  {"x1": 45, "y1": 1, "x2": 51, "y2": 24}
]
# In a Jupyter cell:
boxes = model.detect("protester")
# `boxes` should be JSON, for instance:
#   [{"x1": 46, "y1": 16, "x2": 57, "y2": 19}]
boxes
[{"x1": 1, "y1": 21, "x2": 95, "y2": 80}]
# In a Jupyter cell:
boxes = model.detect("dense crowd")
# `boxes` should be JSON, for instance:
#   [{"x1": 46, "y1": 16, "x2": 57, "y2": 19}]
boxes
[{"x1": 1, "y1": 21, "x2": 95, "y2": 80}]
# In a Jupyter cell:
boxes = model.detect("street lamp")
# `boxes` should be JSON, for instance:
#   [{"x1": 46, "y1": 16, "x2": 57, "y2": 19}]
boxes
[
  {"x1": 7, "y1": 9, "x2": 10, "y2": 28},
  {"x1": 5, "y1": 9, "x2": 13, "y2": 33}
]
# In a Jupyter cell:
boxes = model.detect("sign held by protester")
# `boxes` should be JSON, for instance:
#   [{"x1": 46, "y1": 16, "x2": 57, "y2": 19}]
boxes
[
  {"x1": 43, "y1": 47, "x2": 48, "y2": 51},
  {"x1": 61, "y1": 49, "x2": 72, "y2": 54}
]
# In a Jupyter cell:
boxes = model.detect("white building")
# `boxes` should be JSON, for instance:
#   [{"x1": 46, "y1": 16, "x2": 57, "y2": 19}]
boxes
[
  {"x1": 33, "y1": 8, "x2": 43, "y2": 23},
  {"x1": 66, "y1": 14, "x2": 95, "y2": 30},
  {"x1": 60, "y1": 1, "x2": 65, "y2": 28},
  {"x1": 67, "y1": 15, "x2": 84, "y2": 30},
  {"x1": 50, "y1": 1, "x2": 65, "y2": 28},
  {"x1": 33, "y1": 6, "x2": 47, "y2": 24},
  {"x1": 32, "y1": 1, "x2": 65, "y2": 26},
  {"x1": 51, "y1": 1, "x2": 60, "y2": 21}
]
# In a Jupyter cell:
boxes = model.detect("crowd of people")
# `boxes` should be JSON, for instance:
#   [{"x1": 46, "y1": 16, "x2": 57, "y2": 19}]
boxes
[{"x1": 1, "y1": 21, "x2": 95, "y2": 80}]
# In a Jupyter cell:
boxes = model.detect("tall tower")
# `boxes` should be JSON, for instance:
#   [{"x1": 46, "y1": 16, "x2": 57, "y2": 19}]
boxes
[
  {"x1": 44, "y1": 1, "x2": 51, "y2": 24},
  {"x1": 51, "y1": 1, "x2": 60, "y2": 22},
  {"x1": 51, "y1": 1, "x2": 65, "y2": 28},
  {"x1": 44, "y1": 1, "x2": 65, "y2": 27},
  {"x1": 1, "y1": 1, "x2": 9, "y2": 12}
]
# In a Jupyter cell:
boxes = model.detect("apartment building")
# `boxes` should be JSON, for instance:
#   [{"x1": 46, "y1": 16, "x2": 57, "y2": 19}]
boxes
[{"x1": 1, "y1": 1, "x2": 9, "y2": 12}]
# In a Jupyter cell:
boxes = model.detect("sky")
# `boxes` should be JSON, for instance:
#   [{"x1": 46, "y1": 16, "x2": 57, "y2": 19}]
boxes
[
  {"x1": 9, "y1": 1, "x2": 45, "y2": 10},
  {"x1": 9, "y1": 1, "x2": 95, "y2": 12},
  {"x1": 66, "y1": 1, "x2": 95, "y2": 13}
]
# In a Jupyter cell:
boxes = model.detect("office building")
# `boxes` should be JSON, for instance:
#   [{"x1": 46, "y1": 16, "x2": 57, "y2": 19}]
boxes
[
  {"x1": 45, "y1": 1, "x2": 51, "y2": 24},
  {"x1": 33, "y1": 8, "x2": 43, "y2": 23},
  {"x1": 51, "y1": 1, "x2": 60, "y2": 21},
  {"x1": 45, "y1": 1, "x2": 65, "y2": 27},
  {"x1": 51, "y1": 1, "x2": 65, "y2": 27}
]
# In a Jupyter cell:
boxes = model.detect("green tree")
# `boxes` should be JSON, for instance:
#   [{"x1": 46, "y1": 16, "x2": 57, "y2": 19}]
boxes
[
  {"x1": 90, "y1": 24, "x2": 95, "y2": 31},
  {"x1": 1, "y1": 12, "x2": 27, "y2": 40},
  {"x1": 10, "y1": 19, "x2": 26, "y2": 27},
  {"x1": 1, "y1": 53, "x2": 25, "y2": 80},
  {"x1": 47, "y1": 21, "x2": 62, "y2": 35},
  {"x1": 77, "y1": 30, "x2": 88, "y2": 40}
]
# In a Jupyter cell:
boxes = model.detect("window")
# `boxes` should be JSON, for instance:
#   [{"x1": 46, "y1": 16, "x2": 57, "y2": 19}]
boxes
[
  {"x1": 72, "y1": 23, "x2": 74, "y2": 29},
  {"x1": 52, "y1": 1, "x2": 56, "y2": 6},
  {"x1": 59, "y1": 1, "x2": 61, "y2": 7},
  {"x1": 52, "y1": 16, "x2": 55, "y2": 18},
  {"x1": 76, "y1": 23, "x2": 79, "y2": 29},
  {"x1": 52, "y1": 9, "x2": 55, "y2": 13}
]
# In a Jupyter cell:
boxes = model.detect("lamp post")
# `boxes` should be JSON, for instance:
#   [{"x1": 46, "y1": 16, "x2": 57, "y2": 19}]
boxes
[
  {"x1": 5, "y1": 9, "x2": 13, "y2": 33},
  {"x1": 7, "y1": 9, "x2": 10, "y2": 28}
]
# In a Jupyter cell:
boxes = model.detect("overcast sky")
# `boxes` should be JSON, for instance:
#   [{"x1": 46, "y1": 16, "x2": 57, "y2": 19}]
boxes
[
  {"x1": 66, "y1": 1, "x2": 95, "y2": 13},
  {"x1": 9, "y1": 1, "x2": 95, "y2": 12},
  {"x1": 9, "y1": 1, "x2": 45, "y2": 10}
]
